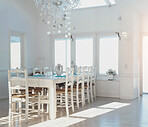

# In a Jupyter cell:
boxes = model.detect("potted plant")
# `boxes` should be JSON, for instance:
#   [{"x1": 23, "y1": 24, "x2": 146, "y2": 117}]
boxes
[{"x1": 106, "y1": 69, "x2": 117, "y2": 80}]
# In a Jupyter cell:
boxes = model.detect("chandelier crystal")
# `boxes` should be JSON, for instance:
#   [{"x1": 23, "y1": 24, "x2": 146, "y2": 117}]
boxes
[{"x1": 34, "y1": 0, "x2": 80, "y2": 37}]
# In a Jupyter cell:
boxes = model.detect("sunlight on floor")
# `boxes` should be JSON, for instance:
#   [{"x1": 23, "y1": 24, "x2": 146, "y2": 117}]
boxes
[
  {"x1": 98, "y1": 102, "x2": 130, "y2": 109},
  {"x1": 0, "y1": 114, "x2": 40, "y2": 126},
  {"x1": 70, "y1": 108, "x2": 114, "y2": 118},
  {"x1": 70, "y1": 102, "x2": 130, "y2": 118},
  {"x1": 29, "y1": 117, "x2": 85, "y2": 127}
]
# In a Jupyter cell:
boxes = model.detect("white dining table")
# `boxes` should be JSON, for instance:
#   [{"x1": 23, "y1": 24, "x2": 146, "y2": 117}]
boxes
[
  {"x1": 28, "y1": 75, "x2": 66, "y2": 120},
  {"x1": 10, "y1": 72, "x2": 90, "y2": 120}
]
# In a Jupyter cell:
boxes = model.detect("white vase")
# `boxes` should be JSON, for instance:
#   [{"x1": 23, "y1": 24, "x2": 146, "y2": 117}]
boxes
[
  {"x1": 108, "y1": 75, "x2": 114, "y2": 80},
  {"x1": 55, "y1": 64, "x2": 63, "y2": 76}
]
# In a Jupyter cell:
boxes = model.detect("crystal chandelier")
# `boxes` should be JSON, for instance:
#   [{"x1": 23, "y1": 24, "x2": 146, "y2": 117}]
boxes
[{"x1": 34, "y1": 0, "x2": 80, "y2": 37}]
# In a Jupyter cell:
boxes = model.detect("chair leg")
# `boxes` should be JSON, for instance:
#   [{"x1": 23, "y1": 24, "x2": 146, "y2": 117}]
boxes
[
  {"x1": 71, "y1": 91, "x2": 74, "y2": 112},
  {"x1": 60, "y1": 93, "x2": 62, "y2": 106},
  {"x1": 93, "y1": 85, "x2": 96, "y2": 100},
  {"x1": 41, "y1": 89, "x2": 44, "y2": 112},
  {"x1": 47, "y1": 103, "x2": 50, "y2": 113},
  {"x1": 90, "y1": 84, "x2": 93, "y2": 102},
  {"x1": 38, "y1": 93, "x2": 40, "y2": 117},
  {"x1": 87, "y1": 87, "x2": 90, "y2": 104},
  {"x1": 65, "y1": 92, "x2": 69, "y2": 117},
  {"x1": 25, "y1": 98, "x2": 28, "y2": 123},
  {"x1": 46, "y1": 88, "x2": 50, "y2": 113},
  {"x1": 9, "y1": 96, "x2": 12, "y2": 122},
  {"x1": 32, "y1": 103, "x2": 35, "y2": 112},
  {"x1": 19, "y1": 101, "x2": 22, "y2": 116},
  {"x1": 81, "y1": 89, "x2": 84, "y2": 107},
  {"x1": 14, "y1": 102, "x2": 17, "y2": 112},
  {"x1": 76, "y1": 89, "x2": 79, "y2": 109}
]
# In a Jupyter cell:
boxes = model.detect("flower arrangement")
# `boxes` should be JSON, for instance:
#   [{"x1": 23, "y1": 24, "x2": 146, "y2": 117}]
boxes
[{"x1": 106, "y1": 69, "x2": 117, "y2": 76}]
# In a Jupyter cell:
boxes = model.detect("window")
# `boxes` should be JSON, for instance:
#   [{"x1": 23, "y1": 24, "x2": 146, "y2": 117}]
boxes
[
  {"x1": 55, "y1": 39, "x2": 71, "y2": 71},
  {"x1": 10, "y1": 36, "x2": 21, "y2": 69},
  {"x1": 109, "y1": 0, "x2": 116, "y2": 4},
  {"x1": 76, "y1": 37, "x2": 93, "y2": 67},
  {"x1": 78, "y1": 0, "x2": 116, "y2": 9},
  {"x1": 99, "y1": 36, "x2": 118, "y2": 75}
]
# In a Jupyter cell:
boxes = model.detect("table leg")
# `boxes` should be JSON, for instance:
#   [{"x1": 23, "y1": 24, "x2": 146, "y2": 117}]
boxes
[
  {"x1": 49, "y1": 82, "x2": 56, "y2": 120},
  {"x1": 82, "y1": 82, "x2": 85, "y2": 107}
]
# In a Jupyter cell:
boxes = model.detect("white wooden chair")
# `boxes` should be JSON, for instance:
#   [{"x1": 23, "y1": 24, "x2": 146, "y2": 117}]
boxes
[
  {"x1": 43, "y1": 66, "x2": 52, "y2": 75},
  {"x1": 81, "y1": 66, "x2": 90, "y2": 106},
  {"x1": 73, "y1": 67, "x2": 83, "y2": 109},
  {"x1": 90, "y1": 66, "x2": 96, "y2": 102},
  {"x1": 39, "y1": 87, "x2": 50, "y2": 113},
  {"x1": 92, "y1": 66, "x2": 96, "y2": 100},
  {"x1": 33, "y1": 67, "x2": 42, "y2": 75},
  {"x1": 33, "y1": 66, "x2": 52, "y2": 113},
  {"x1": 8, "y1": 68, "x2": 40, "y2": 123},
  {"x1": 84, "y1": 67, "x2": 91, "y2": 104},
  {"x1": 56, "y1": 67, "x2": 74, "y2": 116},
  {"x1": 90, "y1": 66, "x2": 93, "y2": 102},
  {"x1": 43, "y1": 67, "x2": 50, "y2": 75},
  {"x1": 33, "y1": 67, "x2": 50, "y2": 112}
]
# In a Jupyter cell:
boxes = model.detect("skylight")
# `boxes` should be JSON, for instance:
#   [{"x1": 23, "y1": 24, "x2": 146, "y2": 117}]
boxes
[
  {"x1": 78, "y1": 0, "x2": 116, "y2": 9},
  {"x1": 109, "y1": 0, "x2": 116, "y2": 4}
]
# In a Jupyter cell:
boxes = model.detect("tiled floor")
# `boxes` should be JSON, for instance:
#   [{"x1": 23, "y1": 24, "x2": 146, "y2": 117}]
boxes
[{"x1": 0, "y1": 95, "x2": 148, "y2": 127}]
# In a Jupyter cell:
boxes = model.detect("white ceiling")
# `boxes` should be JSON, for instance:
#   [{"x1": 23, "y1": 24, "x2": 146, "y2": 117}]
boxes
[{"x1": 116, "y1": 0, "x2": 148, "y2": 15}]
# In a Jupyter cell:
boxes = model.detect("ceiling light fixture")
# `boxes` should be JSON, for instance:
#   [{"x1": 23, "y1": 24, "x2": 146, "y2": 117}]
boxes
[{"x1": 34, "y1": 0, "x2": 80, "y2": 38}]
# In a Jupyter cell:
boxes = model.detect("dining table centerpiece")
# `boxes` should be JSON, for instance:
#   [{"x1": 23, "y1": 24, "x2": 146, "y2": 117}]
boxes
[{"x1": 55, "y1": 64, "x2": 63, "y2": 76}]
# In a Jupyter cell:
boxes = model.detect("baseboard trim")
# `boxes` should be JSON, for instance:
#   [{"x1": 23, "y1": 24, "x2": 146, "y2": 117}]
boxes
[
  {"x1": 119, "y1": 96, "x2": 138, "y2": 100},
  {"x1": 0, "y1": 96, "x2": 9, "y2": 100},
  {"x1": 97, "y1": 94, "x2": 120, "y2": 98},
  {"x1": 96, "y1": 95, "x2": 119, "y2": 99}
]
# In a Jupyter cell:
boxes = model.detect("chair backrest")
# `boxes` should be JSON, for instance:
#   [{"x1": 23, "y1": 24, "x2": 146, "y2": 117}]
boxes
[
  {"x1": 86, "y1": 67, "x2": 91, "y2": 86},
  {"x1": 90, "y1": 66, "x2": 96, "y2": 82},
  {"x1": 8, "y1": 68, "x2": 29, "y2": 108},
  {"x1": 79, "y1": 66, "x2": 83, "y2": 74},
  {"x1": 76, "y1": 67, "x2": 83, "y2": 88},
  {"x1": 8, "y1": 68, "x2": 28, "y2": 88},
  {"x1": 82, "y1": 66, "x2": 88, "y2": 82},
  {"x1": 92, "y1": 66, "x2": 96, "y2": 80},
  {"x1": 33, "y1": 67, "x2": 42, "y2": 75},
  {"x1": 8, "y1": 68, "x2": 28, "y2": 79},
  {"x1": 43, "y1": 67, "x2": 50, "y2": 75},
  {"x1": 65, "y1": 67, "x2": 74, "y2": 93},
  {"x1": 8, "y1": 68, "x2": 28, "y2": 100}
]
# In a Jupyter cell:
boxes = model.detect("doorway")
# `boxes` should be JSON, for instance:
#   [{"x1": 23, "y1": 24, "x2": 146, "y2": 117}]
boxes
[
  {"x1": 142, "y1": 36, "x2": 148, "y2": 93},
  {"x1": 9, "y1": 31, "x2": 25, "y2": 69}
]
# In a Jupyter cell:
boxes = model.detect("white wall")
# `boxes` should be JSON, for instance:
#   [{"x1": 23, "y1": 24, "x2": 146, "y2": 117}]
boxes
[
  {"x1": 141, "y1": 15, "x2": 148, "y2": 33},
  {"x1": 36, "y1": 23, "x2": 52, "y2": 68},
  {"x1": 71, "y1": 6, "x2": 121, "y2": 33},
  {"x1": 0, "y1": 0, "x2": 40, "y2": 99}
]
